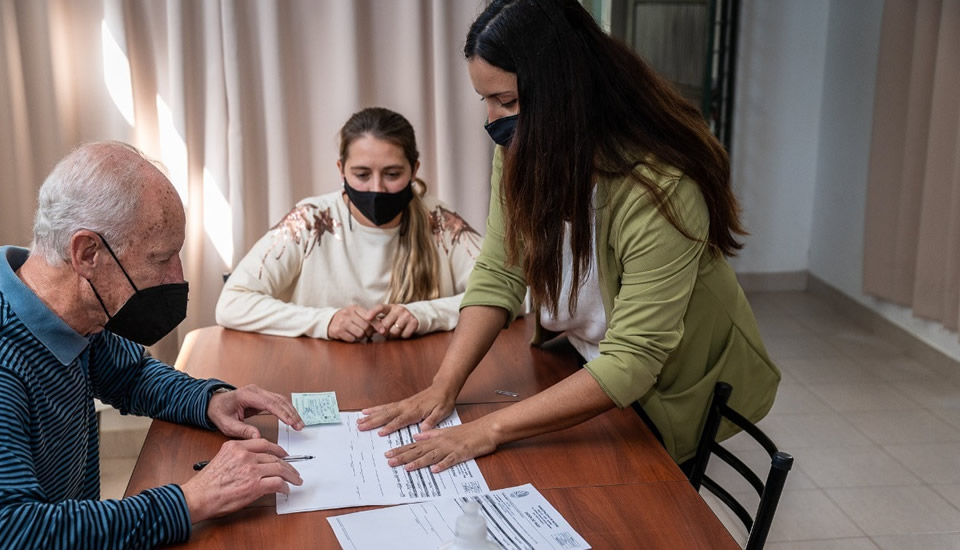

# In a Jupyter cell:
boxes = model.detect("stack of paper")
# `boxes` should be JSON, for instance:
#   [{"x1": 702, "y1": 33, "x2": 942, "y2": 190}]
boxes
[
  {"x1": 327, "y1": 484, "x2": 591, "y2": 550},
  {"x1": 276, "y1": 410, "x2": 489, "y2": 513}
]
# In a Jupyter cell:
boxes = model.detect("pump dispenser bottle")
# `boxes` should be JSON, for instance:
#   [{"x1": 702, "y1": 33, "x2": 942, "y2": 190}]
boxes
[{"x1": 438, "y1": 501, "x2": 503, "y2": 550}]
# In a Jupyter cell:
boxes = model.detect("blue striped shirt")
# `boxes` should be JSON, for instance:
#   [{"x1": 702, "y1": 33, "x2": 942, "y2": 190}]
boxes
[{"x1": 0, "y1": 246, "x2": 230, "y2": 549}]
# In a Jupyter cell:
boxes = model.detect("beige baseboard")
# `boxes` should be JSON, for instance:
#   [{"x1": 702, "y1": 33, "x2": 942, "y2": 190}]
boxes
[
  {"x1": 736, "y1": 270, "x2": 809, "y2": 292},
  {"x1": 807, "y1": 274, "x2": 960, "y2": 384}
]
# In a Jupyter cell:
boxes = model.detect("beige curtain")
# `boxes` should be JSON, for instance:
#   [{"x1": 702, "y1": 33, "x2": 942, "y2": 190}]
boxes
[
  {"x1": 0, "y1": 0, "x2": 493, "y2": 362},
  {"x1": 864, "y1": 0, "x2": 960, "y2": 337}
]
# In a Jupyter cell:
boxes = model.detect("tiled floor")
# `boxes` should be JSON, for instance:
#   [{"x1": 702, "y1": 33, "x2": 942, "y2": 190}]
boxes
[
  {"x1": 705, "y1": 291, "x2": 960, "y2": 549},
  {"x1": 98, "y1": 290, "x2": 960, "y2": 549}
]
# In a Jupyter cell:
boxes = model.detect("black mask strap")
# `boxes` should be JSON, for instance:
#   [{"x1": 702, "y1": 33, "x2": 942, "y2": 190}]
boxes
[
  {"x1": 86, "y1": 232, "x2": 139, "y2": 321},
  {"x1": 342, "y1": 183, "x2": 354, "y2": 231},
  {"x1": 87, "y1": 278, "x2": 113, "y2": 320},
  {"x1": 94, "y1": 232, "x2": 140, "y2": 292}
]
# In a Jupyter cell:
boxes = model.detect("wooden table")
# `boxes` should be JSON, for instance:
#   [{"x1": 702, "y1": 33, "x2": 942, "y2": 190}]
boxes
[{"x1": 126, "y1": 318, "x2": 738, "y2": 549}]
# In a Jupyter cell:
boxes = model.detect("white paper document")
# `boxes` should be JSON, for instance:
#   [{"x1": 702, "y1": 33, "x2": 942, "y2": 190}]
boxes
[
  {"x1": 327, "y1": 483, "x2": 592, "y2": 550},
  {"x1": 276, "y1": 410, "x2": 489, "y2": 513}
]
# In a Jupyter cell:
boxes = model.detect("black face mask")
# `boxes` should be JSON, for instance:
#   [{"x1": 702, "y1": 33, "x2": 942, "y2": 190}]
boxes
[
  {"x1": 343, "y1": 179, "x2": 414, "y2": 226},
  {"x1": 484, "y1": 114, "x2": 518, "y2": 147},
  {"x1": 87, "y1": 234, "x2": 189, "y2": 346}
]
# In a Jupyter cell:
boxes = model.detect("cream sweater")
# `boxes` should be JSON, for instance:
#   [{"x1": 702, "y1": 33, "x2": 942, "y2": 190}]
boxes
[{"x1": 216, "y1": 191, "x2": 482, "y2": 339}]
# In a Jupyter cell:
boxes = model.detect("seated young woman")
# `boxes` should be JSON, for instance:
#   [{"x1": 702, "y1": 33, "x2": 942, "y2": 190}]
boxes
[{"x1": 216, "y1": 107, "x2": 482, "y2": 342}]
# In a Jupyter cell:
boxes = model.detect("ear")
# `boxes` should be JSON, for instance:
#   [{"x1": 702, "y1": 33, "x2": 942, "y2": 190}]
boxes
[
  {"x1": 336, "y1": 159, "x2": 344, "y2": 179},
  {"x1": 69, "y1": 230, "x2": 102, "y2": 280},
  {"x1": 411, "y1": 160, "x2": 420, "y2": 180}
]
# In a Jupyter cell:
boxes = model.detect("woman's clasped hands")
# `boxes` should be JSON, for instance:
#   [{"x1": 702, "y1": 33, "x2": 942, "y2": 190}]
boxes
[{"x1": 327, "y1": 303, "x2": 419, "y2": 342}]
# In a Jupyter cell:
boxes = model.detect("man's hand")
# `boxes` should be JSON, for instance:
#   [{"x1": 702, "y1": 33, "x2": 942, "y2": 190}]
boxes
[
  {"x1": 181, "y1": 439, "x2": 303, "y2": 523},
  {"x1": 328, "y1": 305, "x2": 378, "y2": 342},
  {"x1": 207, "y1": 384, "x2": 304, "y2": 438},
  {"x1": 367, "y1": 304, "x2": 419, "y2": 339}
]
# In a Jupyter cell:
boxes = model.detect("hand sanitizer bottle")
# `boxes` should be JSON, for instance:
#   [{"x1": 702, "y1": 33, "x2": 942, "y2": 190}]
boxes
[{"x1": 438, "y1": 501, "x2": 503, "y2": 549}]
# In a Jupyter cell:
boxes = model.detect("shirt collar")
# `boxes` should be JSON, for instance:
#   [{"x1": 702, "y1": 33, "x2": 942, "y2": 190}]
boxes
[{"x1": 0, "y1": 246, "x2": 89, "y2": 365}]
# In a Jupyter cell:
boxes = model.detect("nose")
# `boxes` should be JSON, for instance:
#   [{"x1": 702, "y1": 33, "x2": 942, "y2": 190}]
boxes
[
  {"x1": 168, "y1": 254, "x2": 185, "y2": 284},
  {"x1": 369, "y1": 175, "x2": 387, "y2": 193},
  {"x1": 486, "y1": 105, "x2": 501, "y2": 124}
]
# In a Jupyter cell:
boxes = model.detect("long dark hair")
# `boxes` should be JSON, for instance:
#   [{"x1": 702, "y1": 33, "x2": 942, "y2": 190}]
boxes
[
  {"x1": 465, "y1": 0, "x2": 745, "y2": 316},
  {"x1": 339, "y1": 107, "x2": 440, "y2": 303}
]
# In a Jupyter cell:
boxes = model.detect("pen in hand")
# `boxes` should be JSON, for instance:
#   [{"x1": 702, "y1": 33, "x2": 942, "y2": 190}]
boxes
[{"x1": 192, "y1": 454, "x2": 315, "y2": 471}]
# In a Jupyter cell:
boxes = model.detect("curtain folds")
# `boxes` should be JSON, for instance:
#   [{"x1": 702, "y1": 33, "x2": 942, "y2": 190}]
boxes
[
  {"x1": 864, "y1": 0, "x2": 960, "y2": 338},
  {"x1": 0, "y1": 0, "x2": 492, "y2": 362}
]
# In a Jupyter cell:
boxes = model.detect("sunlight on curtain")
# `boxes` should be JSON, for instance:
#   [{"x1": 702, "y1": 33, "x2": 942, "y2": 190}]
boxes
[
  {"x1": 155, "y1": 94, "x2": 189, "y2": 206},
  {"x1": 202, "y1": 168, "x2": 233, "y2": 267},
  {"x1": 100, "y1": 20, "x2": 134, "y2": 127}
]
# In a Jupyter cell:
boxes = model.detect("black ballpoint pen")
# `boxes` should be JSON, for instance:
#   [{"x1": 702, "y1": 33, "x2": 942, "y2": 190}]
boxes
[{"x1": 192, "y1": 454, "x2": 315, "y2": 471}]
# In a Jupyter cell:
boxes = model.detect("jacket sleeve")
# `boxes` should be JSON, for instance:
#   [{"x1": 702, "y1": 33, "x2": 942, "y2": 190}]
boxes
[
  {"x1": 584, "y1": 177, "x2": 709, "y2": 408},
  {"x1": 0, "y1": 369, "x2": 192, "y2": 549},
  {"x1": 459, "y1": 147, "x2": 528, "y2": 324},
  {"x1": 215, "y1": 206, "x2": 340, "y2": 339}
]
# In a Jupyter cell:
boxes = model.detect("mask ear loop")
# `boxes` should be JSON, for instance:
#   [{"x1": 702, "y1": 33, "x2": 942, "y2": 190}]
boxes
[
  {"x1": 94, "y1": 232, "x2": 139, "y2": 291},
  {"x1": 342, "y1": 179, "x2": 354, "y2": 231},
  {"x1": 86, "y1": 231, "x2": 137, "y2": 321},
  {"x1": 87, "y1": 278, "x2": 113, "y2": 320}
]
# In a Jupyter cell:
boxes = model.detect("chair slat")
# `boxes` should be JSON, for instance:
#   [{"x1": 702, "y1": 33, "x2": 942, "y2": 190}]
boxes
[{"x1": 685, "y1": 382, "x2": 791, "y2": 550}]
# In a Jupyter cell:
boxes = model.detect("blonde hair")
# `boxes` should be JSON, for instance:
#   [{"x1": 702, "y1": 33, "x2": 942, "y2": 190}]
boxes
[
  {"x1": 338, "y1": 108, "x2": 440, "y2": 303},
  {"x1": 387, "y1": 178, "x2": 440, "y2": 303}
]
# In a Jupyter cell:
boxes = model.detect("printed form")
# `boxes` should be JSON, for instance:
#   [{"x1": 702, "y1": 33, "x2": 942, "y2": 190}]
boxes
[
  {"x1": 327, "y1": 484, "x2": 592, "y2": 550},
  {"x1": 276, "y1": 410, "x2": 489, "y2": 513}
]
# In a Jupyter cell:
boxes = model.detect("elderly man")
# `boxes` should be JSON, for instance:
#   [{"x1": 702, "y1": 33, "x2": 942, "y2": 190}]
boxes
[{"x1": 0, "y1": 141, "x2": 306, "y2": 548}]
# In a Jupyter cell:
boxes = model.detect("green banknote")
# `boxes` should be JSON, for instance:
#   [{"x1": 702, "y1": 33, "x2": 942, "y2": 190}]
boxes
[{"x1": 292, "y1": 392, "x2": 342, "y2": 425}]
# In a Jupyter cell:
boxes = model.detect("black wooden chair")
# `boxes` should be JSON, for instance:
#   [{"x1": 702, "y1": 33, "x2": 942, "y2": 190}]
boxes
[{"x1": 687, "y1": 382, "x2": 793, "y2": 550}]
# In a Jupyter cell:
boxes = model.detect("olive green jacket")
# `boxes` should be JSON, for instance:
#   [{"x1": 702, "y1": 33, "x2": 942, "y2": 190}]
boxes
[{"x1": 460, "y1": 148, "x2": 780, "y2": 463}]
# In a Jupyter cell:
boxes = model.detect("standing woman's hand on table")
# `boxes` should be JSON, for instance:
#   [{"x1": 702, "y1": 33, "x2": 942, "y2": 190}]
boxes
[
  {"x1": 357, "y1": 383, "x2": 456, "y2": 435},
  {"x1": 385, "y1": 419, "x2": 499, "y2": 473}
]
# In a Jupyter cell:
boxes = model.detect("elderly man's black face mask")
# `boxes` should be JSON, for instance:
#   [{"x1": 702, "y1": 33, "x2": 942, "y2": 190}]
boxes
[{"x1": 85, "y1": 233, "x2": 188, "y2": 346}]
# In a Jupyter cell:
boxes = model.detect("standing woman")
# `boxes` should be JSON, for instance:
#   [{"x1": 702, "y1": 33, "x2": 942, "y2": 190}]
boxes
[
  {"x1": 359, "y1": 0, "x2": 779, "y2": 470},
  {"x1": 217, "y1": 107, "x2": 482, "y2": 342}
]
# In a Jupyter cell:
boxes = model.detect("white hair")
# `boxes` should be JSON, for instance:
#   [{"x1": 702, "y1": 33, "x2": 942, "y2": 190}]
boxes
[{"x1": 30, "y1": 141, "x2": 157, "y2": 265}]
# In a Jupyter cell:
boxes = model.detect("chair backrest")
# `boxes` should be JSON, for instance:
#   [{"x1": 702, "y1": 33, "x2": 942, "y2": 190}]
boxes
[{"x1": 687, "y1": 382, "x2": 793, "y2": 550}]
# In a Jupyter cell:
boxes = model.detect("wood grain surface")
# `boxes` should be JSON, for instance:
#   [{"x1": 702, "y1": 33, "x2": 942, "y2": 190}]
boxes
[{"x1": 126, "y1": 318, "x2": 738, "y2": 549}]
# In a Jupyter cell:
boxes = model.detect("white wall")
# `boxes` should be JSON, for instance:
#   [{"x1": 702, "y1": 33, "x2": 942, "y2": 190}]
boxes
[
  {"x1": 809, "y1": 0, "x2": 960, "y2": 361},
  {"x1": 728, "y1": 0, "x2": 830, "y2": 274},
  {"x1": 808, "y1": 0, "x2": 883, "y2": 296}
]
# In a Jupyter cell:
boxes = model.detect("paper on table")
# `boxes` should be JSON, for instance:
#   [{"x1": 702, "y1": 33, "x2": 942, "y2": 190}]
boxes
[
  {"x1": 327, "y1": 483, "x2": 591, "y2": 550},
  {"x1": 292, "y1": 392, "x2": 342, "y2": 425},
  {"x1": 276, "y1": 410, "x2": 489, "y2": 513}
]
